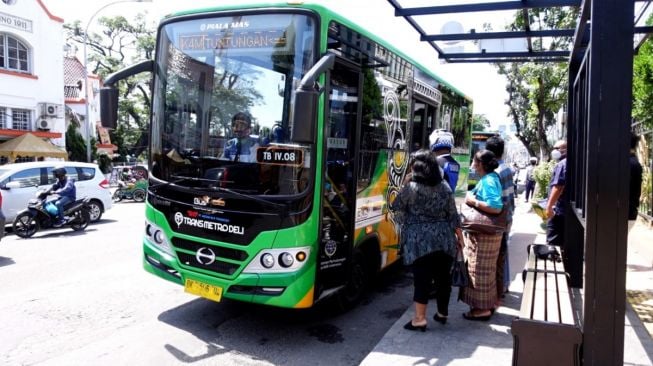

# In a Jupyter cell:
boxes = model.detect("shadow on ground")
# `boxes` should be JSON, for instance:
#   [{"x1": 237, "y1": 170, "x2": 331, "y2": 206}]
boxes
[{"x1": 156, "y1": 264, "x2": 412, "y2": 366}]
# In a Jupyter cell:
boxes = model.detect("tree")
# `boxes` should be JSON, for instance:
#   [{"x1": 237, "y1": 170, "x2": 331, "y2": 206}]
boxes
[
  {"x1": 66, "y1": 124, "x2": 96, "y2": 161},
  {"x1": 633, "y1": 15, "x2": 653, "y2": 131},
  {"x1": 495, "y1": 7, "x2": 577, "y2": 160},
  {"x1": 64, "y1": 14, "x2": 155, "y2": 160},
  {"x1": 472, "y1": 114, "x2": 491, "y2": 131}
]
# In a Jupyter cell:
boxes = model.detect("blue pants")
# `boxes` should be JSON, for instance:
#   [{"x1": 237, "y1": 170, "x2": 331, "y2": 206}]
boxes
[
  {"x1": 54, "y1": 196, "x2": 73, "y2": 220},
  {"x1": 496, "y1": 232, "x2": 511, "y2": 296},
  {"x1": 546, "y1": 214, "x2": 565, "y2": 248}
]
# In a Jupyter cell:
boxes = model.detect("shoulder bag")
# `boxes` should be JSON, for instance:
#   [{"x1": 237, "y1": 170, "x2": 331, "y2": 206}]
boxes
[{"x1": 460, "y1": 202, "x2": 508, "y2": 234}]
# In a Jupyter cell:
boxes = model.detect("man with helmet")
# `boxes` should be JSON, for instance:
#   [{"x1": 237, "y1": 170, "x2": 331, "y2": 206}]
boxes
[
  {"x1": 429, "y1": 129, "x2": 460, "y2": 192},
  {"x1": 221, "y1": 112, "x2": 260, "y2": 163},
  {"x1": 49, "y1": 166, "x2": 76, "y2": 227}
]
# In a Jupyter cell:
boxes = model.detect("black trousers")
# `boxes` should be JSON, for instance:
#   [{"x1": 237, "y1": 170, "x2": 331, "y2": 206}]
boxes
[
  {"x1": 525, "y1": 180, "x2": 536, "y2": 201},
  {"x1": 411, "y1": 250, "x2": 454, "y2": 314}
]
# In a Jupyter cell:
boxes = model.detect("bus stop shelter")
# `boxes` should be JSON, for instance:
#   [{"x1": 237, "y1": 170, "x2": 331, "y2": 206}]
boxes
[{"x1": 388, "y1": 0, "x2": 646, "y2": 364}]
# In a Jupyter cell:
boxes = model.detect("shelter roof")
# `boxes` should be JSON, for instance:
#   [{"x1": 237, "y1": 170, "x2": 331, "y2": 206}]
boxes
[
  {"x1": 387, "y1": 0, "x2": 653, "y2": 63},
  {"x1": 0, "y1": 133, "x2": 67, "y2": 162}
]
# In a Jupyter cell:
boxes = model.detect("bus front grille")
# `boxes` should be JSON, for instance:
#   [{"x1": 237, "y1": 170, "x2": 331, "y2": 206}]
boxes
[
  {"x1": 171, "y1": 237, "x2": 248, "y2": 260},
  {"x1": 171, "y1": 237, "x2": 247, "y2": 276},
  {"x1": 176, "y1": 252, "x2": 240, "y2": 276}
]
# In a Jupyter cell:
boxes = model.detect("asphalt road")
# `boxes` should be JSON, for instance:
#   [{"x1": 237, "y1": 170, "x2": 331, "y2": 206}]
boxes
[{"x1": 0, "y1": 202, "x2": 411, "y2": 366}]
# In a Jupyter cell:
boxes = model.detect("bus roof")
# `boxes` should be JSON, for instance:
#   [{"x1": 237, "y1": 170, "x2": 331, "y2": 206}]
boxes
[{"x1": 163, "y1": 2, "x2": 473, "y2": 104}]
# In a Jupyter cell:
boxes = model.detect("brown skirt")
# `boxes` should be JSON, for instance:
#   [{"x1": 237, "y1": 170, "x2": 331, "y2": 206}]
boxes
[{"x1": 459, "y1": 230, "x2": 503, "y2": 310}]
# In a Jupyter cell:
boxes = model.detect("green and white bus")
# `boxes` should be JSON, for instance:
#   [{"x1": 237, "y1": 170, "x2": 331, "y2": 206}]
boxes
[
  {"x1": 468, "y1": 131, "x2": 499, "y2": 190},
  {"x1": 101, "y1": 2, "x2": 472, "y2": 309}
]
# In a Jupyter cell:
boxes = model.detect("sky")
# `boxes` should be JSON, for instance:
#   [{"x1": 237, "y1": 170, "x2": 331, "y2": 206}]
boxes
[{"x1": 42, "y1": 0, "x2": 513, "y2": 126}]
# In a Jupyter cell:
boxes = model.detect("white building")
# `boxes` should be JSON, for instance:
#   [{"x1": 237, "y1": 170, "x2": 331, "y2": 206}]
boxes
[
  {"x1": 0, "y1": 0, "x2": 65, "y2": 158},
  {"x1": 63, "y1": 54, "x2": 115, "y2": 156}
]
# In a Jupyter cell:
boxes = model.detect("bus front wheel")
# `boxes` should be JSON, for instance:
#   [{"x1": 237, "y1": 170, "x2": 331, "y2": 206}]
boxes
[{"x1": 336, "y1": 251, "x2": 368, "y2": 310}]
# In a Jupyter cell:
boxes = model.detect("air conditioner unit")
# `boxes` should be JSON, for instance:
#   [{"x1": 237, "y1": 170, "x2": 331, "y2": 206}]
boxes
[
  {"x1": 37, "y1": 119, "x2": 53, "y2": 130},
  {"x1": 40, "y1": 103, "x2": 60, "y2": 117}
]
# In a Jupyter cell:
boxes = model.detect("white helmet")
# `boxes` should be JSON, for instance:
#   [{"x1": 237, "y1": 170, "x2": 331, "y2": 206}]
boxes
[{"x1": 429, "y1": 129, "x2": 454, "y2": 151}]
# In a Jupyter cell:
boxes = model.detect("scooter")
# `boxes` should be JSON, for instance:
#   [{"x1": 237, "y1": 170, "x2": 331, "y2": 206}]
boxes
[
  {"x1": 113, "y1": 179, "x2": 147, "y2": 202},
  {"x1": 12, "y1": 190, "x2": 91, "y2": 238}
]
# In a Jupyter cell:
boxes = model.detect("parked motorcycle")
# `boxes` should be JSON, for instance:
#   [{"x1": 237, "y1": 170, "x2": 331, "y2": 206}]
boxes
[
  {"x1": 113, "y1": 179, "x2": 147, "y2": 202},
  {"x1": 12, "y1": 190, "x2": 91, "y2": 238}
]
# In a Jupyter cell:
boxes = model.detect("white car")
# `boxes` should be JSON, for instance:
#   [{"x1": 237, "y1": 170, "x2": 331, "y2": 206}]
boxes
[{"x1": 0, "y1": 162, "x2": 112, "y2": 223}]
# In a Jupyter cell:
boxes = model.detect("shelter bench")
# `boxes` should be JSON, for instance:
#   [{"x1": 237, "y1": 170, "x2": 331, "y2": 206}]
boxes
[{"x1": 512, "y1": 244, "x2": 582, "y2": 366}]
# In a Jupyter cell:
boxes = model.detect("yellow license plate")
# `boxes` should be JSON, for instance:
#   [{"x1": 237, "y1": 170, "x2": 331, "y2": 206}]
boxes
[{"x1": 184, "y1": 278, "x2": 223, "y2": 302}]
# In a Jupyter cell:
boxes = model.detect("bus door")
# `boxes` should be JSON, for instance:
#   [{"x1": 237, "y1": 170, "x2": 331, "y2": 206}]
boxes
[
  {"x1": 411, "y1": 100, "x2": 438, "y2": 151},
  {"x1": 411, "y1": 101, "x2": 426, "y2": 151},
  {"x1": 318, "y1": 58, "x2": 361, "y2": 291}
]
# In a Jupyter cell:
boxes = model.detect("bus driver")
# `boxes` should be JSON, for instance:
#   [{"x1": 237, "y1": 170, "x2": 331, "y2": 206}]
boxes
[{"x1": 221, "y1": 112, "x2": 259, "y2": 163}]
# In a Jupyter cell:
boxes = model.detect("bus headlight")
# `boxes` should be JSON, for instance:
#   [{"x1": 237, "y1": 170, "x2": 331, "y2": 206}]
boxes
[
  {"x1": 243, "y1": 247, "x2": 311, "y2": 273},
  {"x1": 145, "y1": 220, "x2": 173, "y2": 256},
  {"x1": 261, "y1": 253, "x2": 275, "y2": 268},
  {"x1": 279, "y1": 252, "x2": 294, "y2": 268}
]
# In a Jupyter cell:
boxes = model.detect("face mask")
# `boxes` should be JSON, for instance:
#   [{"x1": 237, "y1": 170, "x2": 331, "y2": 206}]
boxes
[
  {"x1": 551, "y1": 150, "x2": 562, "y2": 161},
  {"x1": 470, "y1": 167, "x2": 477, "y2": 175}
]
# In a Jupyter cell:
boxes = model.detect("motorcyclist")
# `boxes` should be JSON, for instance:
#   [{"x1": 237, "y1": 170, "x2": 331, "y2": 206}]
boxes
[{"x1": 49, "y1": 166, "x2": 76, "y2": 227}]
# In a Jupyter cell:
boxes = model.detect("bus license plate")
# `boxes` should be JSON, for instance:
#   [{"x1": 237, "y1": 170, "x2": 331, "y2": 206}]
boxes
[{"x1": 184, "y1": 278, "x2": 223, "y2": 302}]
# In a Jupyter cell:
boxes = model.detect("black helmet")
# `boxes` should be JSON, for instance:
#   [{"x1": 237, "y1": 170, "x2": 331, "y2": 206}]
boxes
[{"x1": 53, "y1": 166, "x2": 66, "y2": 179}]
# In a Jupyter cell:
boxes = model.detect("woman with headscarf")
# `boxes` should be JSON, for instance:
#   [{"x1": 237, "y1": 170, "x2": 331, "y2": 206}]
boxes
[{"x1": 460, "y1": 149, "x2": 504, "y2": 321}]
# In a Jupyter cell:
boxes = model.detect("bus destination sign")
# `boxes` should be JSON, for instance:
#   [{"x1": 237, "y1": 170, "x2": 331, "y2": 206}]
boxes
[
  {"x1": 179, "y1": 29, "x2": 287, "y2": 51},
  {"x1": 256, "y1": 146, "x2": 304, "y2": 167}
]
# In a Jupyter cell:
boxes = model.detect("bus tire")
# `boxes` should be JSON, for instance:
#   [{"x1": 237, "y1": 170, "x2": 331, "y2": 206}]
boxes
[{"x1": 336, "y1": 250, "x2": 368, "y2": 311}]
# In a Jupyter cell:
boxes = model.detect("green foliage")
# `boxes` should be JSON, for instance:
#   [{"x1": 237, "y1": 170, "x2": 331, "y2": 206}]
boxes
[
  {"x1": 96, "y1": 153, "x2": 113, "y2": 174},
  {"x1": 64, "y1": 14, "x2": 156, "y2": 158},
  {"x1": 66, "y1": 124, "x2": 87, "y2": 162},
  {"x1": 633, "y1": 15, "x2": 653, "y2": 131},
  {"x1": 494, "y1": 7, "x2": 578, "y2": 160},
  {"x1": 472, "y1": 114, "x2": 490, "y2": 131},
  {"x1": 532, "y1": 160, "x2": 556, "y2": 199},
  {"x1": 362, "y1": 69, "x2": 383, "y2": 123}
]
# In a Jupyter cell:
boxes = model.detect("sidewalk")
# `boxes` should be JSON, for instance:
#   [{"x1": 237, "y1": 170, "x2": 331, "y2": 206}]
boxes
[{"x1": 360, "y1": 200, "x2": 653, "y2": 366}]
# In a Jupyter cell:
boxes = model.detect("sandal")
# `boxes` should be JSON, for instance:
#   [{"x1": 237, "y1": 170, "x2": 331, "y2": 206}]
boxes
[{"x1": 403, "y1": 320, "x2": 427, "y2": 332}]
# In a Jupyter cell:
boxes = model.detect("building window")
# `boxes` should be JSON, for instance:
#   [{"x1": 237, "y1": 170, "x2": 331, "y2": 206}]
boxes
[
  {"x1": 0, "y1": 34, "x2": 30, "y2": 73},
  {"x1": 12, "y1": 108, "x2": 30, "y2": 130},
  {"x1": 0, "y1": 107, "x2": 6, "y2": 129}
]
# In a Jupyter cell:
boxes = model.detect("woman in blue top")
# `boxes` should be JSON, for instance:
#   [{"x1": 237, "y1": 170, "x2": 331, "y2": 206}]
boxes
[
  {"x1": 460, "y1": 150, "x2": 504, "y2": 321},
  {"x1": 390, "y1": 150, "x2": 464, "y2": 331}
]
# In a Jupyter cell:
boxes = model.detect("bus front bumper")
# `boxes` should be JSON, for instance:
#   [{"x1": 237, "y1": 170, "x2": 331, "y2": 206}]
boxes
[{"x1": 142, "y1": 241, "x2": 315, "y2": 308}]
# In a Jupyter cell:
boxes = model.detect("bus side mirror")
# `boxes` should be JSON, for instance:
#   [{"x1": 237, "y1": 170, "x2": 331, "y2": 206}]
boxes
[
  {"x1": 100, "y1": 86, "x2": 119, "y2": 129},
  {"x1": 291, "y1": 53, "x2": 335, "y2": 144},
  {"x1": 291, "y1": 89, "x2": 318, "y2": 143},
  {"x1": 99, "y1": 59, "x2": 154, "y2": 129}
]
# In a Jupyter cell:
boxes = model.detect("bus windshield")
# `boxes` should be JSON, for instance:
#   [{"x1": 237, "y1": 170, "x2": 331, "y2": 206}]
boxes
[{"x1": 150, "y1": 13, "x2": 316, "y2": 195}]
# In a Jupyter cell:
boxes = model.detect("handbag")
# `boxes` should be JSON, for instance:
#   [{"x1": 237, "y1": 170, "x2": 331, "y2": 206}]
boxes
[
  {"x1": 451, "y1": 251, "x2": 470, "y2": 287},
  {"x1": 460, "y1": 203, "x2": 507, "y2": 234}
]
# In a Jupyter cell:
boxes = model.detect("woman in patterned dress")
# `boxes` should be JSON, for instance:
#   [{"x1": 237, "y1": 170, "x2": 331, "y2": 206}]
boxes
[
  {"x1": 460, "y1": 149, "x2": 504, "y2": 321},
  {"x1": 390, "y1": 150, "x2": 464, "y2": 331}
]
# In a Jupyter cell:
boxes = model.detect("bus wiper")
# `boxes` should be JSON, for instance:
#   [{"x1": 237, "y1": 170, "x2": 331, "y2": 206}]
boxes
[
  {"x1": 148, "y1": 175, "x2": 197, "y2": 191},
  {"x1": 209, "y1": 184, "x2": 288, "y2": 213},
  {"x1": 163, "y1": 174, "x2": 288, "y2": 214}
]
